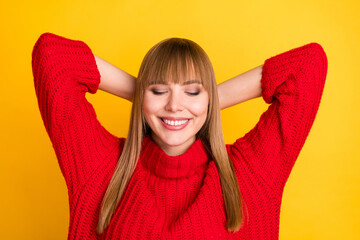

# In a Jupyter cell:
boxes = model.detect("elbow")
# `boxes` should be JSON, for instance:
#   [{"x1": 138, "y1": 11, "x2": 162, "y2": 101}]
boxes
[
  {"x1": 32, "y1": 33, "x2": 60, "y2": 74},
  {"x1": 303, "y1": 43, "x2": 328, "y2": 106},
  {"x1": 32, "y1": 33, "x2": 55, "y2": 64},
  {"x1": 32, "y1": 33, "x2": 62, "y2": 64},
  {"x1": 32, "y1": 33, "x2": 59, "y2": 91},
  {"x1": 307, "y1": 42, "x2": 328, "y2": 82},
  {"x1": 310, "y1": 42, "x2": 328, "y2": 66},
  {"x1": 298, "y1": 42, "x2": 328, "y2": 88}
]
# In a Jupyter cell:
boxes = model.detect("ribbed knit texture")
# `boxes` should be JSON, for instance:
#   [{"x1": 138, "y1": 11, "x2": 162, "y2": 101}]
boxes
[{"x1": 32, "y1": 33, "x2": 328, "y2": 240}]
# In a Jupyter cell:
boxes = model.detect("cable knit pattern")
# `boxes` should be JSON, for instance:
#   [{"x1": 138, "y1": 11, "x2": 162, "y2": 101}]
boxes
[{"x1": 32, "y1": 33, "x2": 328, "y2": 239}]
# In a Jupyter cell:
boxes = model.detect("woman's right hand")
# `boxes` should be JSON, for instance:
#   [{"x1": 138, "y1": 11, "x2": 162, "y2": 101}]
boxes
[{"x1": 95, "y1": 55, "x2": 136, "y2": 101}]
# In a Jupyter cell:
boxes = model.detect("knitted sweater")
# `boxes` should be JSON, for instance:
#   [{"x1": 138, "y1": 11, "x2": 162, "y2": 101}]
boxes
[{"x1": 32, "y1": 33, "x2": 328, "y2": 240}]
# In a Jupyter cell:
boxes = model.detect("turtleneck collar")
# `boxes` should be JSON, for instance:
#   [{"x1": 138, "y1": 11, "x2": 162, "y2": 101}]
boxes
[{"x1": 140, "y1": 135, "x2": 211, "y2": 179}]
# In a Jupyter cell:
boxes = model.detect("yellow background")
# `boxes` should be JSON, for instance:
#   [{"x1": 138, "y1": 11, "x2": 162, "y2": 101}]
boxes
[{"x1": 1, "y1": 0, "x2": 359, "y2": 239}]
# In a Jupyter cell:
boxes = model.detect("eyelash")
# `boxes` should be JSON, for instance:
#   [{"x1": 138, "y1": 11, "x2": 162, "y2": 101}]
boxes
[
  {"x1": 151, "y1": 90, "x2": 200, "y2": 96},
  {"x1": 186, "y1": 92, "x2": 200, "y2": 96},
  {"x1": 151, "y1": 90, "x2": 166, "y2": 95}
]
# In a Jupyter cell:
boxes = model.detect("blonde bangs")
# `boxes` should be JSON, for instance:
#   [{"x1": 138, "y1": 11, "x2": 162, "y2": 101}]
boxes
[{"x1": 138, "y1": 38, "x2": 212, "y2": 93}]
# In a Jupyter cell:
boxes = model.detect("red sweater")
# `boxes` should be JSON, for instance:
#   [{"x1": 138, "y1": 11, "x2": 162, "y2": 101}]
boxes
[{"x1": 32, "y1": 33, "x2": 328, "y2": 239}]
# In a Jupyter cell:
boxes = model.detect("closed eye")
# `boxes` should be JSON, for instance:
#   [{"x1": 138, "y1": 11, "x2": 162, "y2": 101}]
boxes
[
  {"x1": 151, "y1": 90, "x2": 167, "y2": 95},
  {"x1": 186, "y1": 91, "x2": 200, "y2": 96}
]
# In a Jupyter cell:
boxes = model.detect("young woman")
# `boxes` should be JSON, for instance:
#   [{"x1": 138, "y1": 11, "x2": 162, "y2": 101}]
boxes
[{"x1": 32, "y1": 33, "x2": 328, "y2": 239}]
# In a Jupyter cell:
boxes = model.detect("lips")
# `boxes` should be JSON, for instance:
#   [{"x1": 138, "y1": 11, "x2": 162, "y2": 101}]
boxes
[{"x1": 160, "y1": 117, "x2": 191, "y2": 130}]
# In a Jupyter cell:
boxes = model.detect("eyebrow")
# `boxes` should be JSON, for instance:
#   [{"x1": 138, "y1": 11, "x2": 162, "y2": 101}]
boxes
[{"x1": 149, "y1": 80, "x2": 202, "y2": 86}]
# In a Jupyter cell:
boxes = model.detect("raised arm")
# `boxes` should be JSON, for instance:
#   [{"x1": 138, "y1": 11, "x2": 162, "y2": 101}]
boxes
[
  {"x1": 32, "y1": 33, "x2": 120, "y2": 197},
  {"x1": 95, "y1": 55, "x2": 136, "y2": 101},
  {"x1": 228, "y1": 43, "x2": 328, "y2": 191},
  {"x1": 217, "y1": 65, "x2": 263, "y2": 110}
]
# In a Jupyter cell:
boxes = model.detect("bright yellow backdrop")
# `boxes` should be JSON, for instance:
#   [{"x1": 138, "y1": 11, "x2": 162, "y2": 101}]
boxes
[{"x1": 1, "y1": 0, "x2": 359, "y2": 239}]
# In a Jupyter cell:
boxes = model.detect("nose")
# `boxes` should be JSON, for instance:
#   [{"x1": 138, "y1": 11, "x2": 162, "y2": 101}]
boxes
[{"x1": 165, "y1": 91, "x2": 184, "y2": 112}]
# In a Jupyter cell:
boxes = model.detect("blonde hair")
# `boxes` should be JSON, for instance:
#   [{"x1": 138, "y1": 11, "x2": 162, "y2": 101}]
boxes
[{"x1": 97, "y1": 38, "x2": 246, "y2": 233}]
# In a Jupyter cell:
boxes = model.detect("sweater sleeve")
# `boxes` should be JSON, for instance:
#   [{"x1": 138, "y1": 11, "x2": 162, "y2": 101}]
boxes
[
  {"x1": 229, "y1": 42, "x2": 328, "y2": 191},
  {"x1": 32, "y1": 33, "x2": 119, "y2": 197}
]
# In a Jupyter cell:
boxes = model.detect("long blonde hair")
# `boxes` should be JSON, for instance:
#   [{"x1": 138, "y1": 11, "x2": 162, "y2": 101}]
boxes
[{"x1": 97, "y1": 38, "x2": 246, "y2": 233}]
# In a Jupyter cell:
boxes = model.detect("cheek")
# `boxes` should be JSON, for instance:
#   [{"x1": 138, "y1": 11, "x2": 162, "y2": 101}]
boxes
[
  {"x1": 142, "y1": 94, "x2": 162, "y2": 118},
  {"x1": 188, "y1": 97, "x2": 209, "y2": 118}
]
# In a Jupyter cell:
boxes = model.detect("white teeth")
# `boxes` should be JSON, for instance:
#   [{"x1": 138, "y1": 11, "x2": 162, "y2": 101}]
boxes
[{"x1": 163, "y1": 119, "x2": 189, "y2": 126}]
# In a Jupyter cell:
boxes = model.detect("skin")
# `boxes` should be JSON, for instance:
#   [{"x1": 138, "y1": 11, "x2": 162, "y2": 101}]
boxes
[
  {"x1": 143, "y1": 80, "x2": 209, "y2": 156},
  {"x1": 94, "y1": 55, "x2": 263, "y2": 156}
]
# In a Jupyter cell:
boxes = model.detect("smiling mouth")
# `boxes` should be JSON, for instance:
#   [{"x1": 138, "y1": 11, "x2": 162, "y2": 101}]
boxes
[{"x1": 161, "y1": 118, "x2": 189, "y2": 126}]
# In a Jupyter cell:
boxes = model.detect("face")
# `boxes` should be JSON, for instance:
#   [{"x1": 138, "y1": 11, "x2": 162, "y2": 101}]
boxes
[{"x1": 142, "y1": 79, "x2": 209, "y2": 156}]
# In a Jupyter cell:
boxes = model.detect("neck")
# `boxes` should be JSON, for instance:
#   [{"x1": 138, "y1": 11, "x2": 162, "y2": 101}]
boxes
[{"x1": 151, "y1": 133, "x2": 196, "y2": 156}]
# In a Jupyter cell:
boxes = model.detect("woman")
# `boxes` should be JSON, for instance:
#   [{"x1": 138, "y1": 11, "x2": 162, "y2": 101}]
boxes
[{"x1": 32, "y1": 33, "x2": 328, "y2": 239}]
